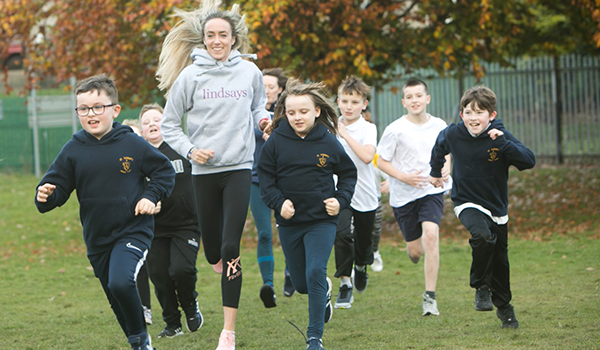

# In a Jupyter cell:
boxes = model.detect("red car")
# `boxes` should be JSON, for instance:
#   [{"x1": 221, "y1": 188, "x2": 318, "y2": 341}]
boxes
[{"x1": 3, "y1": 40, "x2": 24, "y2": 69}]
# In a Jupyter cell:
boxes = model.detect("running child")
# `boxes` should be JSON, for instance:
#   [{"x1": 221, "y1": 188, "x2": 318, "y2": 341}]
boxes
[
  {"x1": 429, "y1": 85, "x2": 535, "y2": 328},
  {"x1": 332, "y1": 76, "x2": 379, "y2": 309},
  {"x1": 139, "y1": 103, "x2": 203, "y2": 339},
  {"x1": 377, "y1": 78, "x2": 452, "y2": 316},
  {"x1": 35, "y1": 74, "x2": 175, "y2": 350},
  {"x1": 257, "y1": 79, "x2": 357, "y2": 350}
]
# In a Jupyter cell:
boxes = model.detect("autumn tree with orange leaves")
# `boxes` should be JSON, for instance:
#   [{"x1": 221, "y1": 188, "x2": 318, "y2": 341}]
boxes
[
  {"x1": 1, "y1": 0, "x2": 599, "y2": 105},
  {"x1": 1, "y1": 0, "x2": 190, "y2": 104}
]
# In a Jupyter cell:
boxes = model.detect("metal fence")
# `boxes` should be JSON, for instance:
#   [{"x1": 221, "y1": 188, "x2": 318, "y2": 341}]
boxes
[
  {"x1": 1, "y1": 54, "x2": 599, "y2": 174},
  {"x1": 0, "y1": 93, "x2": 142, "y2": 173},
  {"x1": 372, "y1": 54, "x2": 600, "y2": 164}
]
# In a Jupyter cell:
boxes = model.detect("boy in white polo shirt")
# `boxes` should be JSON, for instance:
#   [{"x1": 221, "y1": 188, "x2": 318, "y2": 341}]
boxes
[
  {"x1": 377, "y1": 78, "x2": 452, "y2": 316},
  {"x1": 332, "y1": 76, "x2": 379, "y2": 309}
]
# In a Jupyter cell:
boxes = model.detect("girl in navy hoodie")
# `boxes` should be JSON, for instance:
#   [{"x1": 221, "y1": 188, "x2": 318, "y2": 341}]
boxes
[{"x1": 258, "y1": 79, "x2": 357, "y2": 350}]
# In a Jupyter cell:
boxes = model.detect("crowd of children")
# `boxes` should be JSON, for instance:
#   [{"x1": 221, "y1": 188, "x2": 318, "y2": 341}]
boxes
[{"x1": 34, "y1": 1, "x2": 535, "y2": 350}]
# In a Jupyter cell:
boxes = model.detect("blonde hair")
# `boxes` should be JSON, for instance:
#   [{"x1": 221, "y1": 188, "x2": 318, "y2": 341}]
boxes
[
  {"x1": 138, "y1": 103, "x2": 164, "y2": 120},
  {"x1": 272, "y1": 79, "x2": 338, "y2": 135},
  {"x1": 156, "y1": 0, "x2": 250, "y2": 93}
]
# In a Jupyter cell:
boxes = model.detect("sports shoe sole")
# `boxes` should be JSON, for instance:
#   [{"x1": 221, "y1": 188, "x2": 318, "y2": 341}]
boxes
[
  {"x1": 260, "y1": 284, "x2": 277, "y2": 308},
  {"x1": 334, "y1": 300, "x2": 353, "y2": 309},
  {"x1": 475, "y1": 304, "x2": 494, "y2": 311},
  {"x1": 324, "y1": 277, "x2": 333, "y2": 323}
]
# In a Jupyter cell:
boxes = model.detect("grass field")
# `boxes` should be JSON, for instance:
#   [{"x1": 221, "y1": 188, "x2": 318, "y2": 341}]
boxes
[{"x1": 0, "y1": 166, "x2": 599, "y2": 350}]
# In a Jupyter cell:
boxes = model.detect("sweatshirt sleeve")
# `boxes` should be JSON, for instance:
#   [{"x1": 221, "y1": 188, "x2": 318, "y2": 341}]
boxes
[
  {"x1": 140, "y1": 145, "x2": 176, "y2": 204},
  {"x1": 333, "y1": 140, "x2": 357, "y2": 211},
  {"x1": 251, "y1": 69, "x2": 271, "y2": 127},
  {"x1": 34, "y1": 150, "x2": 75, "y2": 213},
  {"x1": 498, "y1": 130, "x2": 536, "y2": 171},
  {"x1": 257, "y1": 138, "x2": 286, "y2": 214},
  {"x1": 161, "y1": 71, "x2": 196, "y2": 158},
  {"x1": 429, "y1": 127, "x2": 451, "y2": 178}
]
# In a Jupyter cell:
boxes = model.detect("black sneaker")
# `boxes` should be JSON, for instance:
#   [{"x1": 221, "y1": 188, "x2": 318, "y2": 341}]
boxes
[
  {"x1": 353, "y1": 266, "x2": 368, "y2": 293},
  {"x1": 306, "y1": 337, "x2": 324, "y2": 350},
  {"x1": 475, "y1": 285, "x2": 494, "y2": 311},
  {"x1": 260, "y1": 283, "x2": 277, "y2": 308},
  {"x1": 324, "y1": 277, "x2": 333, "y2": 323},
  {"x1": 184, "y1": 299, "x2": 204, "y2": 332},
  {"x1": 157, "y1": 324, "x2": 183, "y2": 338},
  {"x1": 283, "y1": 272, "x2": 295, "y2": 297},
  {"x1": 496, "y1": 304, "x2": 519, "y2": 329},
  {"x1": 334, "y1": 284, "x2": 354, "y2": 309}
]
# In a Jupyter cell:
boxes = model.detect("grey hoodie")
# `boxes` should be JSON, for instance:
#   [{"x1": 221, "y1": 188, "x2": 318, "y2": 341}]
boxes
[{"x1": 162, "y1": 48, "x2": 270, "y2": 175}]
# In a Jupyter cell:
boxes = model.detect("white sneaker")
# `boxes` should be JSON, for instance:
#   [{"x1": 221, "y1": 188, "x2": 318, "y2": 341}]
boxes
[
  {"x1": 422, "y1": 294, "x2": 439, "y2": 316},
  {"x1": 143, "y1": 306, "x2": 152, "y2": 325},
  {"x1": 371, "y1": 251, "x2": 383, "y2": 272},
  {"x1": 216, "y1": 329, "x2": 235, "y2": 350}
]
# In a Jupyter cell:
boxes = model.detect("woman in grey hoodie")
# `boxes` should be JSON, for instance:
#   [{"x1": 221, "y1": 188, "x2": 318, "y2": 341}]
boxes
[{"x1": 156, "y1": 1, "x2": 270, "y2": 349}]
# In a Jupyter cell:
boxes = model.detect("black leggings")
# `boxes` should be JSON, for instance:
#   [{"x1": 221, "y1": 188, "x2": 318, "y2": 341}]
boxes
[{"x1": 193, "y1": 170, "x2": 251, "y2": 308}]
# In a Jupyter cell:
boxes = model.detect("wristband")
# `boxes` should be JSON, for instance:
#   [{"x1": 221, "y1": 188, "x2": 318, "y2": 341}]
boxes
[{"x1": 187, "y1": 147, "x2": 195, "y2": 160}]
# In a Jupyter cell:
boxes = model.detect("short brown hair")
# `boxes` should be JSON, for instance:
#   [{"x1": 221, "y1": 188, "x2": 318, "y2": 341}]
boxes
[
  {"x1": 75, "y1": 74, "x2": 118, "y2": 104},
  {"x1": 460, "y1": 86, "x2": 497, "y2": 114},
  {"x1": 262, "y1": 67, "x2": 289, "y2": 90},
  {"x1": 402, "y1": 78, "x2": 428, "y2": 97},
  {"x1": 338, "y1": 75, "x2": 371, "y2": 101}
]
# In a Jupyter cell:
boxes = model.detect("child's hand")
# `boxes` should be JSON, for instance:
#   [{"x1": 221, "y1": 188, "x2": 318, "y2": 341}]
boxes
[
  {"x1": 442, "y1": 166, "x2": 451, "y2": 183},
  {"x1": 135, "y1": 198, "x2": 156, "y2": 216},
  {"x1": 380, "y1": 180, "x2": 389, "y2": 194},
  {"x1": 153, "y1": 201, "x2": 162, "y2": 214},
  {"x1": 262, "y1": 120, "x2": 273, "y2": 135},
  {"x1": 337, "y1": 122, "x2": 349, "y2": 139},
  {"x1": 281, "y1": 199, "x2": 295, "y2": 219},
  {"x1": 402, "y1": 170, "x2": 429, "y2": 189},
  {"x1": 36, "y1": 183, "x2": 56, "y2": 202},
  {"x1": 190, "y1": 148, "x2": 215, "y2": 164},
  {"x1": 324, "y1": 198, "x2": 340, "y2": 216},
  {"x1": 429, "y1": 176, "x2": 444, "y2": 189},
  {"x1": 488, "y1": 128, "x2": 504, "y2": 140}
]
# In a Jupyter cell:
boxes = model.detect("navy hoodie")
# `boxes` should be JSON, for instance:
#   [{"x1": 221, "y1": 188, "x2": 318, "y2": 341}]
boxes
[
  {"x1": 153, "y1": 141, "x2": 199, "y2": 236},
  {"x1": 35, "y1": 122, "x2": 175, "y2": 254},
  {"x1": 429, "y1": 118, "x2": 535, "y2": 217},
  {"x1": 257, "y1": 118, "x2": 357, "y2": 226}
]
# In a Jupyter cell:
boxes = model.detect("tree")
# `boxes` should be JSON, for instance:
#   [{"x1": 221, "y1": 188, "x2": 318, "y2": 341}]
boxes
[
  {"x1": 242, "y1": 0, "x2": 417, "y2": 88},
  {"x1": 1, "y1": 0, "x2": 193, "y2": 105},
  {"x1": 2, "y1": 0, "x2": 599, "y2": 103}
]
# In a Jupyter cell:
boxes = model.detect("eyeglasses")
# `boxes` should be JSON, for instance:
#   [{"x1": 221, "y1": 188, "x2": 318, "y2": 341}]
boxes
[{"x1": 75, "y1": 104, "x2": 116, "y2": 117}]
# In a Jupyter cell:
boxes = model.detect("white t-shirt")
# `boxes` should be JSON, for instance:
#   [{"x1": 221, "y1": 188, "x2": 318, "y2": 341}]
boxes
[
  {"x1": 377, "y1": 114, "x2": 452, "y2": 208},
  {"x1": 337, "y1": 116, "x2": 379, "y2": 212}
]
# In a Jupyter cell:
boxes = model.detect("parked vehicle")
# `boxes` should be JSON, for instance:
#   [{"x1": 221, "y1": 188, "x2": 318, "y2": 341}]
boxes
[{"x1": 3, "y1": 40, "x2": 24, "y2": 69}]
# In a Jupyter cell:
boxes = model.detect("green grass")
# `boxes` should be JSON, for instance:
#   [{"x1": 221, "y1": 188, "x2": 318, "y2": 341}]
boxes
[{"x1": 0, "y1": 168, "x2": 599, "y2": 350}]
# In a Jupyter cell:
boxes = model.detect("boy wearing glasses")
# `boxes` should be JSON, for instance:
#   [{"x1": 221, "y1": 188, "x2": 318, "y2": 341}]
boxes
[{"x1": 35, "y1": 74, "x2": 175, "y2": 350}]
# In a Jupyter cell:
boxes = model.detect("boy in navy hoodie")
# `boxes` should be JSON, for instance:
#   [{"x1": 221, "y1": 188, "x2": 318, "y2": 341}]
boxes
[
  {"x1": 429, "y1": 86, "x2": 535, "y2": 329},
  {"x1": 35, "y1": 74, "x2": 175, "y2": 350}
]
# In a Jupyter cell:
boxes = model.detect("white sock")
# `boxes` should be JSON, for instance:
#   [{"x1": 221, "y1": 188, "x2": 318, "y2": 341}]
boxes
[{"x1": 340, "y1": 277, "x2": 352, "y2": 287}]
